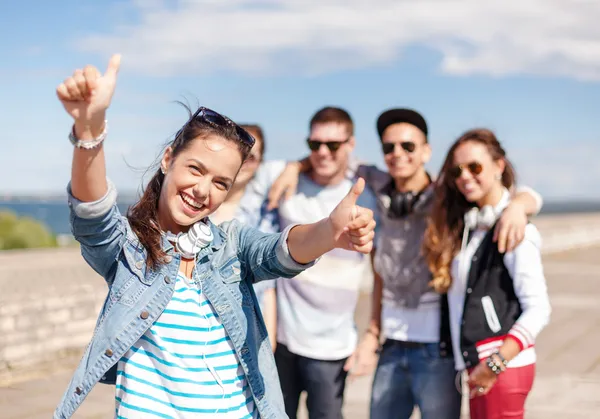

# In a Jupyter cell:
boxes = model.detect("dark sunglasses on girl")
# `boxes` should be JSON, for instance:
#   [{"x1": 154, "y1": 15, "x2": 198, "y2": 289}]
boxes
[
  {"x1": 449, "y1": 161, "x2": 483, "y2": 178},
  {"x1": 180, "y1": 106, "x2": 256, "y2": 148},
  {"x1": 382, "y1": 141, "x2": 416, "y2": 155},
  {"x1": 306, "y1": 138, "x2": 350, "y2": 152}
]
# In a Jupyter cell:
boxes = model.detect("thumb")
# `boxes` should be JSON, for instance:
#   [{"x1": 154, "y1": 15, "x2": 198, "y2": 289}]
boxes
[
  {"x1": 343, "y1": 177, "x2": 365, "y2": 207},
  {"x1": 104, "y1": 54, "x2": 122, "y2": 81}
]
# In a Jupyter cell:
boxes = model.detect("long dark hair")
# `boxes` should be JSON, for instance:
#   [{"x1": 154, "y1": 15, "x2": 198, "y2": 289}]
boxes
[
  {"x1": 423, "y1": 128, "x2": 516, "y2": 293},
  {"x1": 128, "y1": 104, "x2": 252, "y2": 269}
]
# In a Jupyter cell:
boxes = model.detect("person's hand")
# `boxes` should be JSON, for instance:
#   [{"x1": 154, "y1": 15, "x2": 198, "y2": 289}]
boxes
[
  {"x1": 328, "y1": 178, "x2": 375, "y2": 254},
  {"x1": 467, "y1": 361, "x2": 498, "y2": 398},
  {"x1": 494, "y1": 201, "x2": 527, "y2": 253},
  {"x1": 267, "y1": 161, "x2": 302, "y2": 210},
  {"x1": 344, "y1": 331, "x2": 380, "y2": 380},
  {"x1": 56, "y1": 54, "x2": 121, "y2": 131}
]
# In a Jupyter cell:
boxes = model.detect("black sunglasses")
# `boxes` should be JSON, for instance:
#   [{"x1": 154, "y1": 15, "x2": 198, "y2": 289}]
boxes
[
  {"x1": 449, "y1": 161, "x2": 483, "y2": 178},
  {"x1": 306, "y1": 138, "x2": 350, "y2": 152},
  {"x1": 178, "y1": 106, "x2": 255, "y2": 148},
  {"x1": 382, "y1": 141, "x2": 416, "y2": 155}
]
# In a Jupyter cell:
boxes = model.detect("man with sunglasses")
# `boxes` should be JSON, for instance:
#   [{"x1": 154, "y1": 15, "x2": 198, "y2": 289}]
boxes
[
  {"x1": 265, "y1": 108, "x2": 543, "y2": 418},
  {"x1": 237, "y1": 107, "x2": 378, "y2": 419},
  {"x1": 349, "y1": 108, "x2": 543, "y2": 419}
]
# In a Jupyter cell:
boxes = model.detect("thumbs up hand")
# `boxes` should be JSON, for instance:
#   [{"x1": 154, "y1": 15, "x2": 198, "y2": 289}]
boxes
[
  {"x1": 56, "y1": 54, "x2": 121, "y2": 130},
  {"x1": 329, "y1": 178, "x2": 376, "y2": 254}
]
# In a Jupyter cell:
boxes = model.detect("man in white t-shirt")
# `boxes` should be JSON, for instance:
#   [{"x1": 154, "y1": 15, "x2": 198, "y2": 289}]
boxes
[{"x1": 237, "y1": 107, "x2": 378, "y2": 419}]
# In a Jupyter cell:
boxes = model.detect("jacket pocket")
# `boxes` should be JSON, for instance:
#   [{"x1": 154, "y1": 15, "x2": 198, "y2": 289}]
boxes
[
  {"x1": 218, "y1": 257, "x2": 253, "y2": 307},
  {"x1": 218, "y1": 257, "x2": 243, "y2": 283},
  {"x1": 481, "y1": 296, "x2": 502, "y2": 333}
]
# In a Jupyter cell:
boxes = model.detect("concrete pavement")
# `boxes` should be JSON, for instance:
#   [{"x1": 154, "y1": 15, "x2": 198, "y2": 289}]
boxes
[{"x1": 2, "y1": 246, "x2": 600, "y2": 418}]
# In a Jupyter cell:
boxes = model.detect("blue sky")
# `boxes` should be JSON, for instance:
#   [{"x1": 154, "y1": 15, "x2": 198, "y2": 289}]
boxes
[{"x1": 1, "y1": 0, "x2": 598, "y2": 200}]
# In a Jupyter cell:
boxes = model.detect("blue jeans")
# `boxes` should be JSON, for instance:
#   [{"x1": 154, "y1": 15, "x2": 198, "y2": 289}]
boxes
[{"x1": 370, "y1": 340, "x2": 461, "y2": 419}]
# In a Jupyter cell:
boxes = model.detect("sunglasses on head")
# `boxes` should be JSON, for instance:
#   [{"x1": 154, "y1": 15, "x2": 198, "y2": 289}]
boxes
[
  {"x1": 449, "y1": 161, "x2": 483, "y2": 178},
  {"x1": 179, "y1": 106, "x2": 256, "y2": 149},
  {"x1": 306, "y1": 138, "x2": 350, "y2": 152},
  {"x1": 382, "y1": 141, "x2": 416, "y2": 155}
]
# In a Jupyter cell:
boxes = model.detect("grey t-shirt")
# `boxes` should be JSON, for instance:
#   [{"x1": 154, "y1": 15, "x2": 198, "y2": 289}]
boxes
[{"x1": 358, "y1": 165, "x2": 441, "y2": 342}]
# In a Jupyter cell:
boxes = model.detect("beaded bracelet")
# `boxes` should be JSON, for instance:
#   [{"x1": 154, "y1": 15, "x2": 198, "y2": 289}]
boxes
[
  {"x1": 485, "y1": 350, "x2": 508, "y2": 375},
  {"x1": 492, "y1": 350, "x2": 509, "y2": 367},
  {"x1": 486, "y1": 356, "x2": 504, "y2": 375},
  {"x1": 69, "y1": 120, "x2": 108, "y2": 149}
]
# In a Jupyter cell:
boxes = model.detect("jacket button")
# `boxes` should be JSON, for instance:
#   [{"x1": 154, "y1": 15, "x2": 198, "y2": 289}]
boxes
[
  {"x1": 75, "y1": 387, "x2": 82, "y2": 395},
  {"x1": 440, "y1": 342, "x2": 446, "y2": 348},
  {"x1": 165, "y1": 255, "x2": 173, "y2": 263},
  {"x1": 241, "y1": 347, "x2": 250, "y2": 355},
  {"x1": 164, "y1": 276, "x2": 171, "y2": 284},
  {"x1": 472, "y1": 256, "x2": 478, "y2": 262},
  {"x1": 105, "y1": 349, "x2": 113, "y2": 357},
  {"x1": 140, "y1": 311, "x2": 149, "y2": 320},
  {"x1": 135, "y1": 260, "x2": 144, "y2": 270},
  {"x1": 466, "y1": 288, "x2": 472, "y2": 294},
  {"x1": 463, "y1": 351, "x2": 468, "y2": 357},
  {"x1": 466, "y1": 361, "x2": 472, "y2": 367},
  {"x1": 440, "y1": 350, "x2": 447, "y2": 356}
]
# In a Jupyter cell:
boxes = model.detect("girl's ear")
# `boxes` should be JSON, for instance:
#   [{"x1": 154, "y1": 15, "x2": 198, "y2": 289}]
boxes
[
  {"x1": 161, "y1": 146, "x2": 173, "y2": 174},
  {"x1": 495, "y1": 158, "x2": 506, "y2": 179}
]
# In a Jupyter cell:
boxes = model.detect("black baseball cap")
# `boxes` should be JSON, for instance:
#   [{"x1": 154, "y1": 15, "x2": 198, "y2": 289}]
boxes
[{"x1": 376, "y1": 108, "x2": 428, "y2": 139}]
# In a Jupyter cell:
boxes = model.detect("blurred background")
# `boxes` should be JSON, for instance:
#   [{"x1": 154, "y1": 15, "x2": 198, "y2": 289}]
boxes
[{"x1": 1, "y1": 1, "x2": 599, "y2": 418}]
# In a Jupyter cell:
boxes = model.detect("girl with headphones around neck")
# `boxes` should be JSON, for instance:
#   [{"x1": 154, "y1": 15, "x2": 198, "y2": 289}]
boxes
[
  {"x1": 53, "y1": 55, "x2": 376, "y2": 419},
  {"x1": 423, "y1": 129, "x2": 551, "y2": 419}
]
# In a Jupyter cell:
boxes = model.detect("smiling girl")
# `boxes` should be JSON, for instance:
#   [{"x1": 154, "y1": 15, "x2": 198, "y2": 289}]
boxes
[
  {"x1": 53, "y1": 55, "x2": 376, "y2": 419},
  {"x1": 423, "y1": 129, "x2": 551, "y2": 419}
]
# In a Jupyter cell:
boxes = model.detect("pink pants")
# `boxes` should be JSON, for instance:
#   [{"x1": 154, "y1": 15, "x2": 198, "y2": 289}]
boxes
[{"x1": 469, "y1": 363, "x2": 535, "y2": 419}]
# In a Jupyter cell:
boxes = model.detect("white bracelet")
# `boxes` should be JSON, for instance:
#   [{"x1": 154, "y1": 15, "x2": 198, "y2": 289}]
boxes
[{"x1": 69, "y1": 120, "x2": 108, "y2": 149}]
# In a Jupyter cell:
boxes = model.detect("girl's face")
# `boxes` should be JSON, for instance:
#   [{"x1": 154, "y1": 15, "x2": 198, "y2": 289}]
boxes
[
  {"x1": 234, "y1": 135, "x2": 263, "y2": 187},
  {"x1": 451, "y1": 141, "x2": 505, "y2": 206},
  {"x1": 158, "y1": 135, "x2": 243, "y2": 233}
]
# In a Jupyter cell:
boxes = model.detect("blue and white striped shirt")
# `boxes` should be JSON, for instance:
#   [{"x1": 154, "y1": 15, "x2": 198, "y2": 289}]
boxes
[{"x1": 115, "y1": 273, "x2": 257, "y2": 418}]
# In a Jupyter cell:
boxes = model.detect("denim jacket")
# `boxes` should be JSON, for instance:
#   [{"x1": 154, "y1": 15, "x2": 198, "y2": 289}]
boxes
[{"x1": 54, "y1": 181, "x2": 314, "y2": 419}]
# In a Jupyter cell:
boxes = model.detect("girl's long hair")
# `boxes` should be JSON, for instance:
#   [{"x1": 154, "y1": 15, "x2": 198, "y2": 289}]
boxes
[
  {"x1": 423, "y1": 128, "x2": 516, "y2": 293},
  {"x1": 128, "y1": 104, "x2": 252, "y2": 269}
]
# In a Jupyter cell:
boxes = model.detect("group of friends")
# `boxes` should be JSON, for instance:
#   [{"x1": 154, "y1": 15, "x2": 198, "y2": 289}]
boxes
[{"x1": 53, "y1": 55, "x2": 551, "y2": 419}]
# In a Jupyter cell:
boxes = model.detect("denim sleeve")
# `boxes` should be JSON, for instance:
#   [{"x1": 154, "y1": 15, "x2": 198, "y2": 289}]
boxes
[
  {"x1": 67, "y1": 180, "x2": 127, "y2": 284},
  {"x1": 234, "y1": 220, "x2": 316, "y2": 283}
]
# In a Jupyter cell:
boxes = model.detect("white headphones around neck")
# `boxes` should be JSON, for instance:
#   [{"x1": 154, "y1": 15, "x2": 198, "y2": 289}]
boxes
[
  {"x1": 464, "y1": 205, "x2": 498, "y2": 231},
  {"x1": 165, "y1": 221, "x2": 214, "y2": 259}
]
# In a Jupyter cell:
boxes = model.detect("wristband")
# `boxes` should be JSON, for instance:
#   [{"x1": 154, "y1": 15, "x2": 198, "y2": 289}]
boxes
[
  {"x1": 69, "y1": 120, "x2": 108, "y2": 149},
  {"x1": 492, "y1": 350, "x2": 509, "y2": 367},
  {"x1": 485, "y1": 353, "x2": 506, "y2": 376}
]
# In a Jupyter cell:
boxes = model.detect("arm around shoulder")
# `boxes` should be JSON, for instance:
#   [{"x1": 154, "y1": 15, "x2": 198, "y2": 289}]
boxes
[{"x1": 513, "y1": 185, "x2": 544, "y2": 216}]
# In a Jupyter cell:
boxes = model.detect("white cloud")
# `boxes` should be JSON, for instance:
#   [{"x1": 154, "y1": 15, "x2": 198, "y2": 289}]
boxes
[{"x1": 75, "y1": 0, "x2": 600, "y2": 80}]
